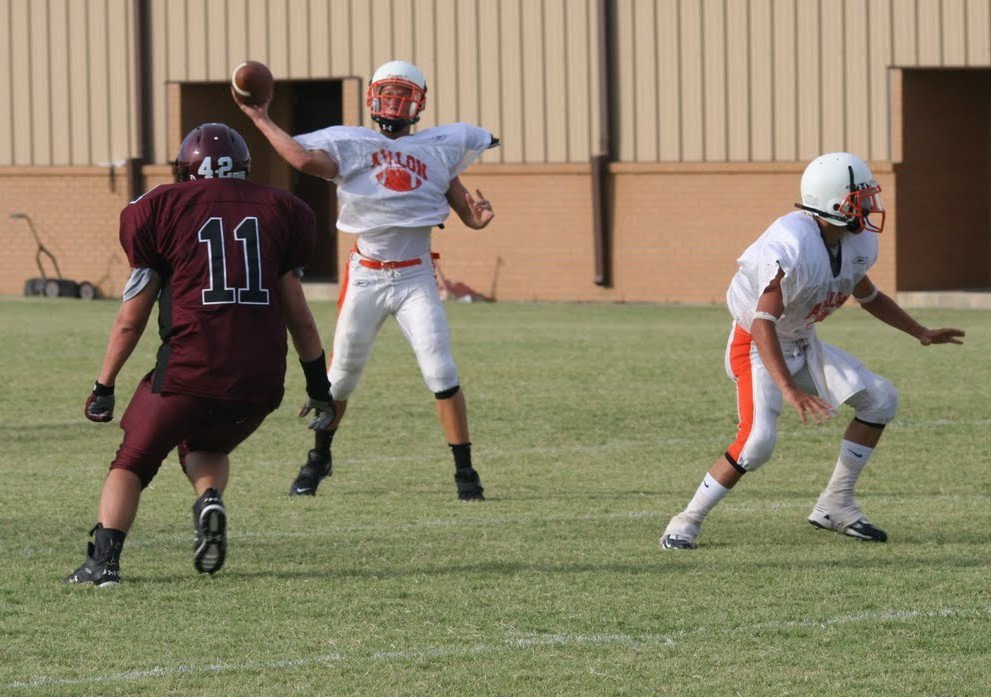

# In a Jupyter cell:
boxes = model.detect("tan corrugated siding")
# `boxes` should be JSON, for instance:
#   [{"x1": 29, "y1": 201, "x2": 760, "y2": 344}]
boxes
[
  {"x1": 10, "y1": 0, "x2": 33, "y2": 164},
  {"x1": 867, "y1": 0, "x2": 892, "y2": 163},
  {"x1": 49, "y1": 0, "x2": 71, "y2": 164},
  {"x1": 772, "y1": 0, "x2": 797, "y2": 161},
  {"x1": 749, "y1": 0, "x2": 773, "y2": 161},
  {"x1": 0, "y1": 0, "x2": 11, "y2": 164},
  {"x1": 657, "y1": 0, "x2": 681, "y2": 160},
  {"x1": 10, "y1": 0, "x2": 991, "y2": 168},
  {"x1": 967, "y1": 0, "x2": 991, "y2": 64},
  {"x1": 680, "y1": 0, "x2": 705, "y2": 160}
]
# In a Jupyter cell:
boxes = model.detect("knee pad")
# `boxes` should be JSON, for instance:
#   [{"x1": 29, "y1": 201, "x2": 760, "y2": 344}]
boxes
[
  {"x1": 328, "y1": 373, "x2": 358, "y2": 401},
  {"x1": 434, "y1": 385, "x2": 460, "y2": 400},
  {"x1": 109, "y1": 452, "x2": 163, "y2": 489},
  {"x1": 423, "y1": 360, "x2": 459, "y2": 395},
  {"x1": 735, "y1": 425, "x2": 777, "y2": 471},
  {"x1": 848, "y1": 375, "x2": 899, "y2": 425}
]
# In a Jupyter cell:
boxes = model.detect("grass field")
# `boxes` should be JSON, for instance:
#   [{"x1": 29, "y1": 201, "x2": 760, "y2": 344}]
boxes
[{"x1": 1, "y1": 296, "x2": 988, "y2": 695}]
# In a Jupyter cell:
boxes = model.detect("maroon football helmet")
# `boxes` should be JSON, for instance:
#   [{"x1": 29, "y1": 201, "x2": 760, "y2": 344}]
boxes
[{"x1": 174, "y1": 123, "x2": 251, "y2": 182}]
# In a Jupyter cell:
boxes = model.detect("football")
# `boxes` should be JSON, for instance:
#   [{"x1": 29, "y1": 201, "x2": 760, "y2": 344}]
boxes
[{"x1": 231, "y1": 61, "x2": 274, "y2": 106}]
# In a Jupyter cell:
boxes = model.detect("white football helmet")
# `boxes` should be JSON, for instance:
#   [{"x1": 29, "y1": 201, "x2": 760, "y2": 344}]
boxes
[
  {"x1": 798, "y1": 152, "x2": 885, "y2": 233},
  {"x1": 366, "y1": 60, "x2": 427, "y2": 132}
]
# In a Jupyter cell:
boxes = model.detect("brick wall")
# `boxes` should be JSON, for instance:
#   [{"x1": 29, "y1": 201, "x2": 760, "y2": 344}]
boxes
[
  {"x1": 0, "y1": 165, "x2": 174, "y2": 297},
  {"x1": 416, "y1": 163, "x2": 896, "y2": 303},
  {"x1": 2, "y1": 163, "x2": 896, "y2": 302}
]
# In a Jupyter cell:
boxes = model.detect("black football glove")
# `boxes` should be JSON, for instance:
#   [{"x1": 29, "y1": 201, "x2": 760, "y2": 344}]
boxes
[
  {"x1": 85, "y1": 381, "x2": 115, "y2": 422},
  {"x1": 298, "y1": 352, "x2": 334, "y2": 430},
  {"x1": 299, "y1": 398, "x2": 335, "y2": 431}
]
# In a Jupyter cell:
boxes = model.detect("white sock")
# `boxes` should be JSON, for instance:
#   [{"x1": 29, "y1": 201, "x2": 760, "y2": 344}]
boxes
[
  {"x1": 821, "y1": 439, "x2": 875, "y2": 505},
  {"x1": 683, "y1": 473, "x2": 731, "y2": 522}
]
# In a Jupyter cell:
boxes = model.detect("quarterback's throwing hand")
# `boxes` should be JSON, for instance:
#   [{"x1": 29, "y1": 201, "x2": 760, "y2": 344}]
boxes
[
  {"x1": 299, "y1": 398, "x2": 335, "y2": 431},
  {"x1": 85, "y1": 382, "x2": 115, "y2": 423},
  {"x1": 919, "y1": 327, "x2": 965, "y2": 346}
]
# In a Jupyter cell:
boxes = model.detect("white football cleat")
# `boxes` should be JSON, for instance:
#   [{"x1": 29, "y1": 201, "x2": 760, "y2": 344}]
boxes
[
  {"x1": 808, "y1": 500, "x2": 887, "y2": 542},
  {"x1": 660, "y1": 513, "x2": 701, "y2": 550}
]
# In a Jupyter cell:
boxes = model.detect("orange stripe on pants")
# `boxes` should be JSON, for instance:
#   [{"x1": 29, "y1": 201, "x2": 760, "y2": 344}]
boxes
[{"x1": 726, "y1": 323, "x2": 756, "y2": 464}]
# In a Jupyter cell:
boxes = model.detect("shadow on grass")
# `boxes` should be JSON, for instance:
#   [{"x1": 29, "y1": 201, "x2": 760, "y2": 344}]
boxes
[{"x1": 114, "y1": 546, "x2": 987, "y2": 587}]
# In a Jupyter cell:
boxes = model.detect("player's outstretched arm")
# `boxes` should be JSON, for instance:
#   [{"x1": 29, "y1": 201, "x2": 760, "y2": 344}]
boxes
[
  {"x1": 86, "y1": 273, "x2": 160, "y2": 422},
  {"x1": 279, "y1": 271, "x2": 323, "y2": 362},
  {"x1": 853, "y1": 276, "x2": 965, "y2": 346},
  {"x1": 278, "y1": 271, "x2": 335, "y2": 430},
  {"x1": 446, "y1": 177, "x2": 494, "y2": 229},
  {"x1": 233, "y1": 92, "x2": 339, "y2": 180}
]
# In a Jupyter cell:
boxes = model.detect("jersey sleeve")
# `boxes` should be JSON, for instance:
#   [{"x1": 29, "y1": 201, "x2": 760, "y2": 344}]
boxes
[
  {"x1": 118, "y1": 196, "x2": 161, "y2": 270},
  {"x1": 430, "y1": 123, "x2": 497, "y2": 179},
  {"x1": 293, "y1": 126, "x2": 361, "y2": 182},
  {"x1": 738, "y1": 218, "x2": 805, "y2": 309}
]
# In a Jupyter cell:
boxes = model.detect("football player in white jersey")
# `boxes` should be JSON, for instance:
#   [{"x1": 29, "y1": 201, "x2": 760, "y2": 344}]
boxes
[
  {"x1": 236, "y1": 60, "x2": 498, "y2": 500},
  {"x1": 660, "y1": 152, "x2": 964, "y2": 549}
]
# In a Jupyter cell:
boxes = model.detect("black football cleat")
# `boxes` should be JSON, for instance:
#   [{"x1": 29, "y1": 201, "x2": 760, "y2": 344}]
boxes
[
  {"x1": 454, "y1": 467, "x2": 485, "y2": 501},
  {"x1": 289, "y1": 449, "x2": 332, "y2": 496},
  {"x1": 65, "y1": 524, "x2": 125, "y2": 587},
  {"x1": 193, "y1": 488, "x2": 227, "y2": 574}
]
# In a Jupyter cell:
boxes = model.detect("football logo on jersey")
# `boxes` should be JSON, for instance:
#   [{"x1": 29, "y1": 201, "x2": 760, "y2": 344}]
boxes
[
  {"x1": 371, "y1": 149, "x2": 428, "y2": 192},
  {"x1": 804, "y1": 291, "x2": 849, "y2": 325}
]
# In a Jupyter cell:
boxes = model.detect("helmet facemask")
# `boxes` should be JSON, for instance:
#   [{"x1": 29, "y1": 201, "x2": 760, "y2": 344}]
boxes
[
  {"x1": 367, "y1": 79, "x2": 427, "y2": 132},
  {"x1": 836, "y1": 179, "x2": 885, "y2": 233},
  {"x1": 365, "y1": 61, "x2": 428, "y2": 134}
]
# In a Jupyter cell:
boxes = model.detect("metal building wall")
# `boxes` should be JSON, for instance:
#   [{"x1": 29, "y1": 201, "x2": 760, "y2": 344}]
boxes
[
  {"x1": 3, "y1": 0, "x2": 991, "y2": 168},
  {"x1": 614, "y1": 0, "x2": 991, "y2": 163},
  {"x1": 146, "y1": 0, "x2": 598, "y2": 165},
  {"x1": 1, "y1": 0, "x2": 135, "y2": 167}
]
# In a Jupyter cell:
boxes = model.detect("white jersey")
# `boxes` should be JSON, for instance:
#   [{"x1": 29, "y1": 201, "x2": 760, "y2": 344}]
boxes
[
  {"x1": 294, "y1": 123, "x2": 493, "y2": 259},
  {"x1": 726, "y1": 211, "x2": 878, "y2": 340}
]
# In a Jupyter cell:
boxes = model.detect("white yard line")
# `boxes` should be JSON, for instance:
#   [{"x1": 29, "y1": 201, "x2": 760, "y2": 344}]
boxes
[{"x1": 8, "y1": 606, "x2": 991, "y2": 689}]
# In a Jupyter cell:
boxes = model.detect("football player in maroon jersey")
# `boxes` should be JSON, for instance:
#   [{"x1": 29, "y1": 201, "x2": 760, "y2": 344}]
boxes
[{"x1": 66, "y1": 123, "x2": 335, "y2": 586}]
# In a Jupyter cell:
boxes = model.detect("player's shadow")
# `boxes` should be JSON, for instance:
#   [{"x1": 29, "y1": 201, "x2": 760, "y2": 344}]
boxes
[{"x1": 123, "y1": 543, "x2": 984, "y2": 586}]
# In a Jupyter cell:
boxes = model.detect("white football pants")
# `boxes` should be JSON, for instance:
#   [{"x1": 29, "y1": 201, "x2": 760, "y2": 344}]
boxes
[
  {"x1": 724, "y1": 322, "x2": 898, "y2": 470},
  {"x1": 328, "y1": 252, "x2": 458, "y2": 400}
]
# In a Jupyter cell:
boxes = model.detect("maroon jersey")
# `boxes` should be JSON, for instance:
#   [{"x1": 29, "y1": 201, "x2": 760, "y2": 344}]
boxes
[{"x1": 119, "y1": 178, "x2": 316, "y2": 406}]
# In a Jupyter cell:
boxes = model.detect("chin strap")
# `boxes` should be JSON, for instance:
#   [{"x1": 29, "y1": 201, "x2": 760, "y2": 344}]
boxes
[
  {"x1": 794, "y1": 204, "x2": 860, "y2": 232},
  {"x1": 373, "y1": 115, "x2": 418, "y2": 133}
]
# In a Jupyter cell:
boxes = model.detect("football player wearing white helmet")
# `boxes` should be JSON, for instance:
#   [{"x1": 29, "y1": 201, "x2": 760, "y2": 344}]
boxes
[
  {"x1": 660, "y1": 152, "x2": 965, "y2": 550},
  {"x1": 236, "y1": 60, "x2": 498, "y2": 501}
]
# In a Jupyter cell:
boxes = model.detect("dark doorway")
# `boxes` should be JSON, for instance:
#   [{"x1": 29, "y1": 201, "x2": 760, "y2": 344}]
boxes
[
  {"x1": 178, "y1": 79, "x2": 342, "y2": 281},
  {"x1": 289, "y1": 81, "x2": 341, "y2": 280},
  {"x1": 897, "y1": 69, "x2": 991, "y2": 291}
]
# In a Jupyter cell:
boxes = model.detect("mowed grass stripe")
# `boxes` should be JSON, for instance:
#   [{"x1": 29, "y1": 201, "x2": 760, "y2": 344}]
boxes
[{"x1": 9, "y1": 605, "x2": 991, "y2": 690}]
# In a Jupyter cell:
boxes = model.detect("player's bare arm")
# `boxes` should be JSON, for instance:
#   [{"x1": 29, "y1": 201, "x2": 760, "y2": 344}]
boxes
[
  {"x1": 278, "y1": 271, "x2": 336, "y2": 431},
  {"x1": 234, "y1": 94, "x2": 340, "y2": 180},
  {"x1": 279, "y1": 271, "x2": 323, "y2": 363},
  {"x1": 446, "y1": 177, "x2": 494, "y2": 229},
  {"x1": 84, "y1": 272, "x2": 160, "y2": 423},
  {"x1": 853, "y1": 275, "x2": 965, "y2": 346},
  {"x1": 752, "y1": 269, "x2": 834, "y2": 424},
  {"x1": 97, "y1": 272, "x2": 161, "y2": 387}
]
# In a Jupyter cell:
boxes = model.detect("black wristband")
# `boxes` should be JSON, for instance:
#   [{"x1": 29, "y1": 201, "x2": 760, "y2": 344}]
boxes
[
  {"x1": 93, "y1": 381, "x2": 115, "y2": 396},
  {"x1": 300, "y1": 352, "x2": 331, "y2": 401}
]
